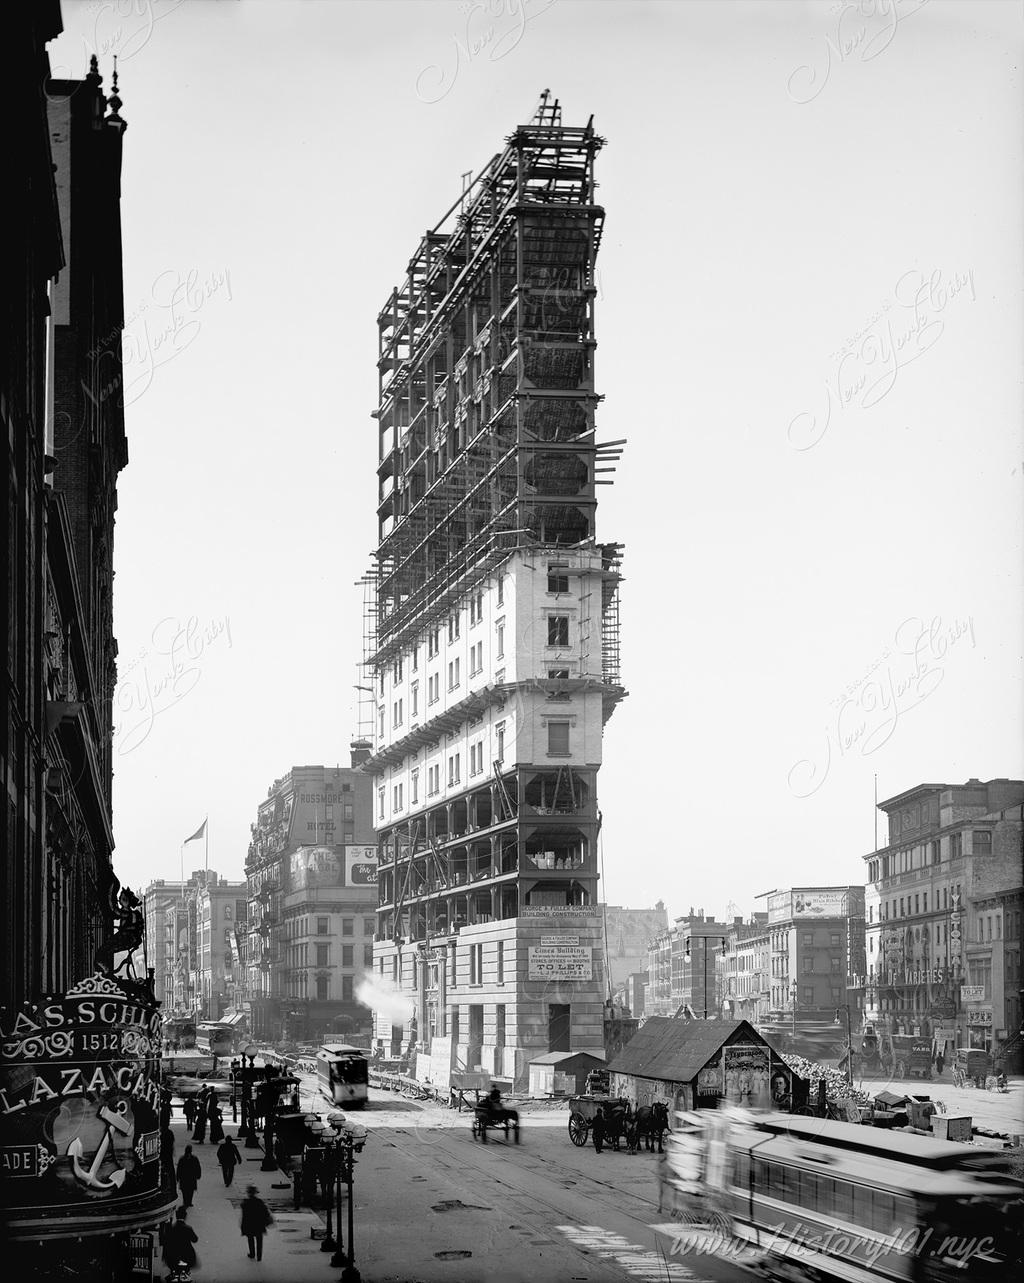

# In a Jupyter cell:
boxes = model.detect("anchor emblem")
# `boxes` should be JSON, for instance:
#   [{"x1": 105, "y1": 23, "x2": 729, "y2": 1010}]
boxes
[{"x1": 67, "y1": 1100, "x2": 131, "y2": 1191}]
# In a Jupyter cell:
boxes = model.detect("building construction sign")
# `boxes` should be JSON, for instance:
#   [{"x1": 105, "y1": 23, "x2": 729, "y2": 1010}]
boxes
[
  {"x1": 527, "y1": 945, "x2": 593, "y2": 980},
  {"x1": 0, "y1": 973, "x2": 163, "y2": 1217}
]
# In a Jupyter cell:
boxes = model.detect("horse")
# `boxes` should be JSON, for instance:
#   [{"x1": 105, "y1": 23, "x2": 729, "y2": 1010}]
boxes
[
  {"x1": 601, "y1": 1098, "x2": 632, "y2": 1151},
  {"x1": 633, "y1": 1102, "x2": 670, "y2": 1153}
]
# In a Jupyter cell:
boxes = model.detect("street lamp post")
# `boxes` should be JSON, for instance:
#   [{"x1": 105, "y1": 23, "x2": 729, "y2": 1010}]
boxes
[
  {"x1": 835, "y1": 1005, "x2": 854, "y2": 1087},
  {"x1": 319, "y1": 1135, "x2": 337, "y2": 1253}
]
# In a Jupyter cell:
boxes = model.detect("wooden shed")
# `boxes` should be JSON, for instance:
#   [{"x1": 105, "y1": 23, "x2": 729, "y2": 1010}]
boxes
[
  {"x1": 606, "y1": 1018, "x2": 806, "y2": 1113},
  {"x1": 528, "y1": 1050, "x2": 606, "y2": 1098}
]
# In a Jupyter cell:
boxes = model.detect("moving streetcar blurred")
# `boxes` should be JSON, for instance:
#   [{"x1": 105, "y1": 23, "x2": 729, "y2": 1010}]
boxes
[
  {"x1": 316, "y1": 1043, "x2": 369, "y2": 1108},
  {"x1": 659, "y1": 1107, "x2": 1022, "y2": 1281}
]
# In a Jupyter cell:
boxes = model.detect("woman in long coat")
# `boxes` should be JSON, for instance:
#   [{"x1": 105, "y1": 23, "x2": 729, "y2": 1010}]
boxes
[{"x1": 209, "y1": 1103, "x2": 225, "y2": 1144}]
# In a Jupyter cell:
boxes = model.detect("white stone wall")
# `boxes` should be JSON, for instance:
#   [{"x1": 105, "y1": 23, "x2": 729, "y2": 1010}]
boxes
[{"x1": 373, "y1": 546, "x2": 610, "y2": 828}]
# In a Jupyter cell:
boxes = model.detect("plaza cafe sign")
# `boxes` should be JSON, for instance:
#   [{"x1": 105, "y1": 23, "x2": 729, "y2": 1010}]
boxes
[{"x1": 0, "y1": 973, "x2": 164, "y2": 1215}]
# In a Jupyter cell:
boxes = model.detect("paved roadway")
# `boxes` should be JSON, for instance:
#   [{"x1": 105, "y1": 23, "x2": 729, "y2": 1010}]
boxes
[{"x1": 292, "y1": 1076, "x2": 741, "y2": 1283}]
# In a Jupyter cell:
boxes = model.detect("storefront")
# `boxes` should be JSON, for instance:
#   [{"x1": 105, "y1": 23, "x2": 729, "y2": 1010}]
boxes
[{"x1": 1, "y1": 972, "x2": 177, "y2": 1279}]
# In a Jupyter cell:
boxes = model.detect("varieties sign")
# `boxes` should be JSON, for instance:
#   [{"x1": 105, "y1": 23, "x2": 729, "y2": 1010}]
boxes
[{"x1": 0, "y1": 973, "x2": 164, "y2": 1214}]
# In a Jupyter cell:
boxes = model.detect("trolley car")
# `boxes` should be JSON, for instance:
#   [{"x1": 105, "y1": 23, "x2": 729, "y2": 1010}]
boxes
[
  {"x1": 194, "y1": 1022, "x2": 236, "y2": 1057},
  {"x1": 316, "y1": 1043, "x2": 369, "y2": 1109},
  {"x1": 659, "y1": 1109, "x2": 1022, "y2": 1281}
]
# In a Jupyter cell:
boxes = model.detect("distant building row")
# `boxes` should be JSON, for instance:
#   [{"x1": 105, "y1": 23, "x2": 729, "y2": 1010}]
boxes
[{"x1": 626, "y1": 778, "x2": 1022, "y2": 1060}]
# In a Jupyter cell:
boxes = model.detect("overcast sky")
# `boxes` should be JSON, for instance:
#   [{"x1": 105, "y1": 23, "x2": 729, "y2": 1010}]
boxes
[{"x1": 51, "y1": 0, "x2": 1022, "y2": 919}]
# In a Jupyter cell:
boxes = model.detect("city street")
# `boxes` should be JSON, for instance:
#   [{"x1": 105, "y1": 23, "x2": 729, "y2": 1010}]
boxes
[{"x1": 259, "y1": 1080, "x2": 738, "y2": 1283}]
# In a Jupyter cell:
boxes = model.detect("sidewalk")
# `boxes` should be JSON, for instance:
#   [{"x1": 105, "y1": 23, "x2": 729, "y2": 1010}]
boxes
[{"x1": 163, "y1": 1118, "x2": 340, "y2": 1283}]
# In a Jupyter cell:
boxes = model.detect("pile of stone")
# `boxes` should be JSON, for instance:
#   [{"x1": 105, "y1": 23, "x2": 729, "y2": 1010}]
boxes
[{"x1": 783, "y1": 1053, "x2": 874, "y2": 1110}]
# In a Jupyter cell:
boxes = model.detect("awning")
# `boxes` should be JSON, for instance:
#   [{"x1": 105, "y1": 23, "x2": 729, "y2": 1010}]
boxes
[{"x1": 221, "y1": 1012, "x2": 248, "y2": 1027}]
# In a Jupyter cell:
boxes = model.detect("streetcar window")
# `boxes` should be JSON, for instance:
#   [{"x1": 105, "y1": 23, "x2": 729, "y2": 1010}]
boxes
[
  {"x1": 873, "y1": 1190, "x2": 896, "y2": 1233},
  {"x1": 733, "y1": 1153, "x2": 750, "y2": 1187},
  {"x1": 798, "y1": 1171, "x2": 821, "y2": 1212},
  {"x1": 832, "y1": 1178, "x2": 854, "y2": 1221}
]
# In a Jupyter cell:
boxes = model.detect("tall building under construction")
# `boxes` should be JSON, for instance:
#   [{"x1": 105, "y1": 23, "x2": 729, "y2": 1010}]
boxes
[{"x1": 366, "y1": 95, "x2": 625, "y2": 1087}]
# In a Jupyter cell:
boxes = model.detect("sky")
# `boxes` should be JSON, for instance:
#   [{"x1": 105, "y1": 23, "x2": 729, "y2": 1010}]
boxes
[{"x1": 50, "y1": 0, "x2": 1023, "y2": 921}]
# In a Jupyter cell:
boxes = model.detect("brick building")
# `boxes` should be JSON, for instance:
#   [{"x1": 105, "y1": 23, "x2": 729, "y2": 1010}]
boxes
[
  {"x1": 860, "y1": 778, "x2": 1023, "y2": 1054},
  {"x1": 763, "y1": 886, "x2": 865, "y2": 1027},
  {"x1": 245, "y1": 757, "x2": 376, "y2": 1043}
]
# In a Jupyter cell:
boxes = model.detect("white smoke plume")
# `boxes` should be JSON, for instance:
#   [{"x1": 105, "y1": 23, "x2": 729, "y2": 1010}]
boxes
[{"x1": 356, "y1": 972, "x2": 413, "y2": 1024}]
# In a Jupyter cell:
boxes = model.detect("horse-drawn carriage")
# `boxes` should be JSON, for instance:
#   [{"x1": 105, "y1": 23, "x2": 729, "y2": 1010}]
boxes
[
  {"x1": 471, "y1": 1095, "x2": 520, "y2": 1143},
  {"x1": 566, "y1": 1096, "x2": 670, "y2": 1152}
]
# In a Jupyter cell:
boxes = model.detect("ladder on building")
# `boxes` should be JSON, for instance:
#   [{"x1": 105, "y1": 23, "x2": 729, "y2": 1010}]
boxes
[{"x1": 493, "y1": 761, "x2": 517, "y2": 820}]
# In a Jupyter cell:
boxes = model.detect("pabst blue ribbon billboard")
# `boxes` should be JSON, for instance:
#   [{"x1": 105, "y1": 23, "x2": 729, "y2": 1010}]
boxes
[{"x1": 0, "y1": 973, "x2": 163, "y2": 1214}]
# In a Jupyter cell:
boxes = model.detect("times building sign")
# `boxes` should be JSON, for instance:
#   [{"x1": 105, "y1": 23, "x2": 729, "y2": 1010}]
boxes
[{"x1": 0, "y1": 972, "x2": 170, "y2": 1233}]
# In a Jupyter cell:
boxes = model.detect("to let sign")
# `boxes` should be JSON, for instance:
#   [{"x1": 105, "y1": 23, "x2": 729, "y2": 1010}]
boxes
[
  {"x1": 528, "y1": 946, "x2": 593, "y2": 980},
  {"x1": 960, "y1": 985, "x2": 986, "y2": 1003}
]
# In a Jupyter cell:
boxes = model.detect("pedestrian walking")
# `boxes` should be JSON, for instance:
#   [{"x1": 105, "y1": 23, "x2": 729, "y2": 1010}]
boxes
[
  {"x1": 183, "y1": 1095, "x2": 198, "y2": 1131},
  {"x1": 192, "y1": 1090, "x2": 208, "y2": 1144},
  {"x1": 217, "y1": 1134, "x2": 243, "y2": 1187},
  {"x1": 176, "y1": 1144, "x2": 202, "y2": 1208},
  {"x1": 592, "y1": 1106, "x2": 606, "y2": 1155},
  {"x1": 161, "y1": 1207, "x2": 199, "y2": 1276},
  {"x1": 209, "y1": 1105, "x2": 225, "y2": 1145},
  {"x1": 936, "y1": 1052, "x2": 945, "y2": 1076},
  {"x1": 240, "y1": 1185, "x2": 273, "y2": 1261}
]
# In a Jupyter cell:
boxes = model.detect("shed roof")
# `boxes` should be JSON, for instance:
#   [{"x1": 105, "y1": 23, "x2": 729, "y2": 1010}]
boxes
[
  {"x1": 606, "y1": 1018, "x2": 766, "y2": 1081},
  {"x1": 529, "y1": 1050, "x2": 606, "y2": 1066}
]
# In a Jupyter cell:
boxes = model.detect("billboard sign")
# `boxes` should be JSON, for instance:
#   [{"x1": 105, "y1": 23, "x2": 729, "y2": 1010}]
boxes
[
  {"x1": 345, "y1": 845, "x2": 377, "y2": 885},
  {"x1": 290, "y1": 845, "x2": 342, "y2": 890},
  {"x1": 768, "y1": 889, "x2": 849, "y2": 922},
  {"x1": 527, "y1": 946, "x2": 593, "y2": 980},
  {"x1": 0, "y1": 972, "x2": 163, "y2": 1216},
  {"x1": 960, "y1": 985, "x2": 986, "y2": 1003}
]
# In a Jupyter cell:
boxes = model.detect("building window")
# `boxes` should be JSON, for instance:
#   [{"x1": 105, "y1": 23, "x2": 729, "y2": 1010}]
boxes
[
  {"x1": 448, "y1": 753, "x2": 461, "y2": 786},
  {"x1": 802, "y1": 957, "x2": 813, "y2": 974},
  {"x1": 393, "y1": 656, "x2": 403, "y2": 683},
  {"x1": 342, "y1": 919, "x2": 354, "y2": 936},
  {"x1": 342, "y1": 945, "x2": 353, "y2": 967},
  {"x1": 427, "y1": 763, "x2": 440, "y2": 795},
  {"x1": 547, "y1": 720, "x2": 570, "y2": 756},
  {"x1": 317, "y1": 917, "x2": 329, "y2": 935},
  {"x1": 950, "y1": 832, "x2": 963, "y2": 860},
  {"x1": 393, "y1": 698, "x2": 403, "y2": 728},
  {"x1": 316, "y1": 944, "x2": 330, "y2": 967},
  {"x1": 495, "y1": 723, "x2": 505, "y2": 763},
  {"x1": 470, "y1": 640, "x2": 483, "y2": 675},
  {"x1": 830, "y1": 932, "x2": 841, "y2": 947},
  {"x1": 341, "y1": 975, "x2": 353, "y2": 1001},
  {"x1": 364, "y1": 917, "x2": 375, "y2": 935},
  {"x1": 411, "y1": 769, "x2": 419, "y2": 804},
  {"x1": 428, "y1": 672, "x2": 439, "y2": 704},
  {"x1": 377, "y1": 788, "x2": 385, "y2": 819},
  {"x1": 378, "y1": 706, "x2": 385, "y2": 736},
  {"x1": 547, "y1": 565, "x2": 569, "y2": 594},
  {"x1": 469, "y1": 742, "x2": 483, "y2": 776},
  {"x1": 497, "y1": 940, "x2": 504, "y2": 984},
  {"x1": 363, "y1": 944, "x2": 373, "y2": 966},
  {"x1": 448, "y1": 658, "x2": 460, "y2": 690},
  {"x1": 393, "y1": 783, "x2": 403, "y2": 811},
  {"x1": 802, "y1": 986, "x2": 814, "y2": 1005},
  {"x1": 974, "y1": 830, "x2": 992, "y2": 856},
  {"x1": 428, "y1": 628, "x2": 439, "y2": 659},
  {"x1": 410, "y1": 682, "x2": 419, "y2": 717},
  {"x1": 448, "y1": 612, "x2": 460, "y2": 642},
  {"x1": 830, "y1": 956, "x2": 841, "y2": 973},
  {"x1": 411, "y1": 646, "x2": 419, "y2": 672},
  {"x1": 317, "y1": 976, "x2": 329, "y2": 1001},
  {"x1": 547, "y1": 615, "x2": 569, "y2": 647},
  {"x1": 469, "y1": 591, "x2": 483, "y2": 626},
  {"x1": 469, "y1": 943, "x2": 483, "y2": 984},
  {"x1": 378, "y1": 671, "x2": 385, "y2": 695},
  {"x1": 496, "y1": 573, "x2": 504, "y2": 606}
]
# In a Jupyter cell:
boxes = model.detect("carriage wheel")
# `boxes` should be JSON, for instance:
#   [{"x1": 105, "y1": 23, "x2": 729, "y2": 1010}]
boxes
[{"x1": 568, "y1": 1113, "x2": 589, "y2": 1147}]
